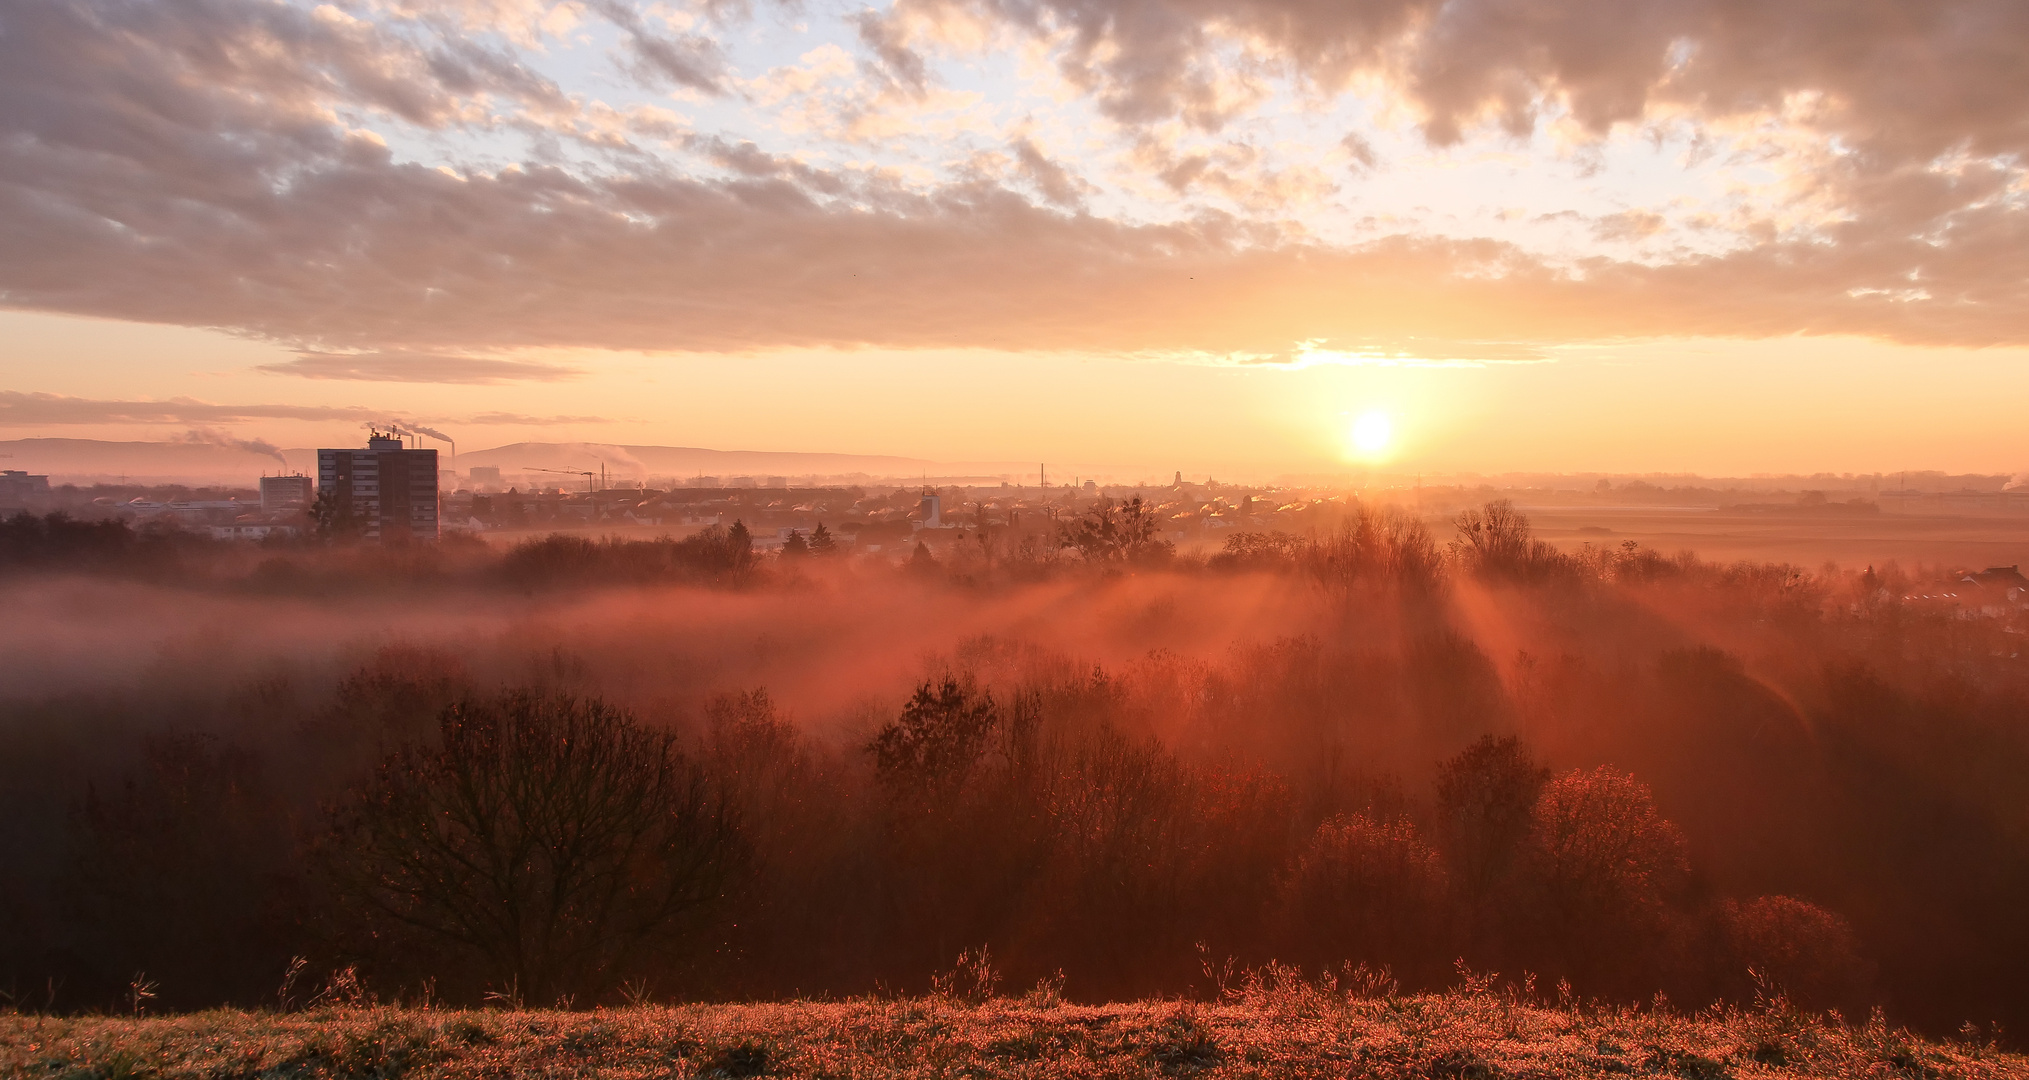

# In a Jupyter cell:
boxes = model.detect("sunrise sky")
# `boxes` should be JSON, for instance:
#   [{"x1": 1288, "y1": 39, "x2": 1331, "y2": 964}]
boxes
[{"x1": 2, "y1": 0, "x2": 2025, "y2": 477}]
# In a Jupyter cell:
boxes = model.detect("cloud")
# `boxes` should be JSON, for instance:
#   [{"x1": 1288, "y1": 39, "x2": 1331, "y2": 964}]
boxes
[
  {"x1": 586, "y1": 0, "x2": 730, "y2": 95},
  {"x1": 261, "y1": 351, "x2": 586, "y2": 383},
  {"x1": 1593, "y1": 210, "x2": 1669, "y2": 242},
  {"x1": 0, "y1": 393, "x2": 382, "y2": 426},
  {"x1": 927, "y1": 0, "x2": 2029, "y2": 167},
  {"x1": 0, "y1": 0, "x2": 2024, "y2": 361},
  {"x1": 1010, "y1": 137, "x2": 1092, "y2": 208},
  {"x1": 851, "y1": 8, "x2": 932, "y2": 96},
  {"x1": 468, "y1": 412, "x2": 613, "y2": 425},
  {"x1": 0, "y1": 392, "x2": 599, "y2": 429},
  {"x1": 1340, "y1": 132, "x2": 1380, "y2": 174}
]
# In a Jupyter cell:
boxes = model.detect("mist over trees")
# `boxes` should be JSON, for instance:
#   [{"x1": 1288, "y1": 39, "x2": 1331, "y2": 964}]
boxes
[{"x1": 0, "y1": 499, "x2": 2025, "y2": 1042}]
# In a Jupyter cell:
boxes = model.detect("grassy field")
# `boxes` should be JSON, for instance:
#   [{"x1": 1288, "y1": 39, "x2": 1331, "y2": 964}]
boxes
[{"x1": 5, "y1": 983, "x2": 2025, "y2": 1080}]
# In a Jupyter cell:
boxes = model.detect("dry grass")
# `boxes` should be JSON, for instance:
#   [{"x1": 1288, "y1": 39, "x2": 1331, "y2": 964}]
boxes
[{"x1": 6, "y1": 980, "x2": 2026, "y2": 1080}]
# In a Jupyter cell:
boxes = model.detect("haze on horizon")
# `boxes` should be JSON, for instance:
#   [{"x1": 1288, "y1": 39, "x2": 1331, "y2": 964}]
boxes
[{"x1": 1, "y1": 0, "x2": 2026, "y2": 475}]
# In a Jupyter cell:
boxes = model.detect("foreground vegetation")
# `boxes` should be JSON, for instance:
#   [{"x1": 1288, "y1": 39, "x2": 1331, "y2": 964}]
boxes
[{"x1": 7, "y1": 978, "x2": 2025, "y2": 1080}]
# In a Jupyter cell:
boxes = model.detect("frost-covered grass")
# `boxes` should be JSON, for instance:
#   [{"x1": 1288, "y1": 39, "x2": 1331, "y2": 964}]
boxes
[{"x1": 6, "y1": 984, "x2": 2025, "y2": 1079}]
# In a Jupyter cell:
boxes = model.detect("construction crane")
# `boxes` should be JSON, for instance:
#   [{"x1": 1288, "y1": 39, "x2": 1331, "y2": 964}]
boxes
[{"x1": 526, "y1": 466, "x2": 596, "y2": 494}]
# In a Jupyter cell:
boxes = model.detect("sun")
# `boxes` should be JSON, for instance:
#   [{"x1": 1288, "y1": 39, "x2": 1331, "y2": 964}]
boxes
[{"x1": 1349, "y1": 410, "x2": 1393, "y2": 458}]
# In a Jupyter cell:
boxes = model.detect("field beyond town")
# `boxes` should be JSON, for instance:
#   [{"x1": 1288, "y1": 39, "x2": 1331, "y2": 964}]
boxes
[{"x1": 7, "y1": 983, "x2": 2027, "y2": 1080}]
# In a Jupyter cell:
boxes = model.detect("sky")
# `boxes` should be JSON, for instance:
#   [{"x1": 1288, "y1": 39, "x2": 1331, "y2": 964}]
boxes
[{"x1": 1, "y1": 0, "x2": 2025, "y2": 478}]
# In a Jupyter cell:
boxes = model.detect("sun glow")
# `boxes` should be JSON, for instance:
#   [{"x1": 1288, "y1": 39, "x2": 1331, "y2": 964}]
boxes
[{"x1": 1350, "y1": 410, "x2": 1393, "y2": 458}]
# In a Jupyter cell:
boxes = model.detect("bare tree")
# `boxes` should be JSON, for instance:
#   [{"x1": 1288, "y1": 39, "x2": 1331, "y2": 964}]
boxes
[
  {"x1": 1452, "y1": 499, "x2": 1571, "y2": 581},
  {"x1": 1306, "y1": 503, "x2": 1442, "y2": 592},
  {"x1": 1451, "y1": 499, "x2": 1533, "y2": 573},
  {"x1": 323, "y1": 691, "x2": 742, "y2": 1003}
]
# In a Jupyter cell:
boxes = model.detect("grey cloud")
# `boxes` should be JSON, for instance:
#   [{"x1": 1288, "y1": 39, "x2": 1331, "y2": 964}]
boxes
[
  {"x1": 262, "y1": 351, "x2": 587, "y2": 383},
  {"x1": 850, "y1": 9, "x2": 931, "y2": 96},
  {"x1": 1593, "y1": 211, "x2": 1668, "y2": 242},
  {"x1": 1011, "y1": 138, "x2": 1092, "y2": 208},
  {"x1": 688, "y1": 135, "x2": 852, "y2": 195},
  {"x1": 468, "y1": 412, "x2": 613, "y2": 425},
  {"x1": 1341, "y1": 132, "x2": 1379, "y2": 173},
  {"x1": 937, "y1": 0, "x2": 2029, "y2": 168},
  {"x1": 0, "y1": 392, "x2": 602, "y2": 429},
  {"x1": 0, "y1": 393, "x2": 382, "y2": 425},
  {"x1": 587, "y1": 0, "x2": 729, "y2": 95}
]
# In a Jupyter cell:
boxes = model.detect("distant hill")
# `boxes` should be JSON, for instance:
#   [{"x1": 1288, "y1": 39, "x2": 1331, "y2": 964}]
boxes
[{"x1": 0, "y1": 438, "x2": 305, "y2": 485}]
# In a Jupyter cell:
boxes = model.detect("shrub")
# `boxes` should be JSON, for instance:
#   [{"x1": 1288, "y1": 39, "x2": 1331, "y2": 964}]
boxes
[
  {"x1": 1525, "y1": 767, "x2": 1690, "y2": 988},
  {"x1": 1280, "y1": 814, "x2": 1449, "y2": 981},
  {"x1": 1716, "y1": 895, "x2": 1874, "y2": 1011}
]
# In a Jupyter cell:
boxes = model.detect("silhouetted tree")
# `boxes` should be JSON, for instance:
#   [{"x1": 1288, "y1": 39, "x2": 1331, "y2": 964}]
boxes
[
  {"x1": 1209, "y1": 531, "x2": 1304, "y2": 570},
  {"x1": 1526, "y1": 766, "x2": 1690, "y2": 988},
  {"x1": 1057, "y1": 497, "x2": 1174, "y2": 565},
  {"x1": 1452, "y1": 499, "x2": 1566, "y2": 580},
  {"x1": 1435, "y1": 735, "x2": 1549, "y2": 913},
  {"x1": 66, "y1": 734, "x2": 294, "y2": 1010},
  {"x1": 501, "y1": 533, "x2": 602, "y2": 585},
  {"x1": 1281, "y1": 813, "x2": 1449, "y2": 982},
  {"x1": 0, "y1": 512, "x2": 125, "y2": 567},
  {"x1": 322, "y1": 691, "x2": 742, "y2": 1003},
  {"x1": 310, "y1": 488, "x2": 367, "y2": 542},
  {"x1": 672, "y1": 522, "x2": 757, "y2": 579},
  {"x1": 809, "y1": 522, "x2": 837, "y2": 555},
  {"x1": 1306, "y1": 504, "x2": 1442, "y2": 593},
  {"x1": 871, "y1": 678, "x2": 998, "y2": 795}
]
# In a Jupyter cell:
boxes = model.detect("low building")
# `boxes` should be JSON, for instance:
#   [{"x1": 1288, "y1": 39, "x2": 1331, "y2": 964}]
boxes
[
  {"x1": 260, "y1": 474, "x2": 313, "y2": 511},
  {"x1": 0, "y1": 470, "x2": 50, "y2": 509},
  {"x1": 209, "y1": 523, "x2": 302, "y2": 541},
  {"x1": 1909, "y1": 565, "x2": 2029, "y2": 618}
]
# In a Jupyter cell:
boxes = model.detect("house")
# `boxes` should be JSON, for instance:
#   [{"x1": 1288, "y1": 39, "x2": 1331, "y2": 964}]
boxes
[{"x1": 1914, "y1": 565, "x2": 2029, "y2": 618}]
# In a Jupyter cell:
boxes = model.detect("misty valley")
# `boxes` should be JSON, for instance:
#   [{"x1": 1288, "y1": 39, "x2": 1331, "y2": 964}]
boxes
[{"x1": 3, "y1": 494, "x2": 2027, "y2": 1076}]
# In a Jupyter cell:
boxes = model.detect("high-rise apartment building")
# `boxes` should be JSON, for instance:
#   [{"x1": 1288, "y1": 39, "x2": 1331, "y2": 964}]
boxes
[{"x1": 317, "y1": 431, "x2": 439, "y2": 542}]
